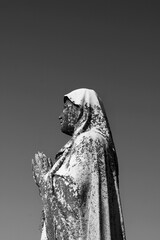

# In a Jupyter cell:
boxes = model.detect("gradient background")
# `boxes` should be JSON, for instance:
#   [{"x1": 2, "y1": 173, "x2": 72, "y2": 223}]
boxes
[{"x1": 0, "y1": 1, "x2": 160, "y2": 239}]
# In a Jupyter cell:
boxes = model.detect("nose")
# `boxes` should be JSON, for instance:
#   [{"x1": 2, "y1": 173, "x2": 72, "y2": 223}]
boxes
[{"x1": 59, "y1": 114, "x2": 62, "y2": 120}]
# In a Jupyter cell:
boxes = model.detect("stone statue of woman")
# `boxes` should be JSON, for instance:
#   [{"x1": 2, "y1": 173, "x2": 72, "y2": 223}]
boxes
[{"x1": 32, "y1": 88, "x2": 126, "y2": 240}]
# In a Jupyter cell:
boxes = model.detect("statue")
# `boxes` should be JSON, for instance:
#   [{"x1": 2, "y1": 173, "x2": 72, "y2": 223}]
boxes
[{"x1": 32, "y1": 88, "x2": 126, "y2": 240}]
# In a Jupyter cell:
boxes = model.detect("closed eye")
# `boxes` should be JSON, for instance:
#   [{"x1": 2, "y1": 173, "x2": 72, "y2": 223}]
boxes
[{"x1": 63, "y1": 104, "x2": 67, "y2": 109}]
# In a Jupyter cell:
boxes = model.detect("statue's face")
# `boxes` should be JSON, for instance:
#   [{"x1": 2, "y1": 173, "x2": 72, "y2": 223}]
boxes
[{"x1": 59, "y1": 99, "x2": 81, "y2": 136}]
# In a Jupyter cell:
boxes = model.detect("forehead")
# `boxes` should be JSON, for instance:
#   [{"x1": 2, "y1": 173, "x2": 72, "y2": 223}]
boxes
[
  {"x1": 63, "y1": 99, "x2": 81, "y2": 113},
  {"x1": 64, "y1": 99, "x2": 74, "y2": 107}
]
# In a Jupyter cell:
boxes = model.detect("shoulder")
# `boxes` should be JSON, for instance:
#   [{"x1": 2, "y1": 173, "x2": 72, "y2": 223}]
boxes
[
  {"x1": 74, "y1": 129, "x2": 105, "y2": 147},
  {"x1": 71, "y1": 130, "x2": 106, "y2": 161}
]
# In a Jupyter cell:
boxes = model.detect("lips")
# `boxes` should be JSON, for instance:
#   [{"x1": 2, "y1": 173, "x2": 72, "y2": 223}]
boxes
[{"x1": 60, "y1": 120, "x2": 63, "y2": 125}]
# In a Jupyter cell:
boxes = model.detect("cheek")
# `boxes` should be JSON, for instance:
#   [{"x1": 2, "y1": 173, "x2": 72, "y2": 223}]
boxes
[
  {"x1": 67, "y1": 112, "x2": 74, "y2": 125},
  {"x1": 63, "y1": 114, "x2": 69, "y2": 126},
  {"x1": 68, "y1": 111, "x2": 79, "y2": 126}
]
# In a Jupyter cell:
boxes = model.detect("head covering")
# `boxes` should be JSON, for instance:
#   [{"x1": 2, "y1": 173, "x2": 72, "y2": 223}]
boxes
[
  {"x1": 64, "y1": 88, "x2": 109, "y2": 138},
  {"x1": 56, "y1": 88, "x2": 119, "y2": 179},
  {"x1": 32, "y1": 88, "x2": 126, "y2": 240}
]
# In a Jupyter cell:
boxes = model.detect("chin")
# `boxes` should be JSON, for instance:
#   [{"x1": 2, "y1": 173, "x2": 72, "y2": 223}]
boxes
[{"x1": 60, "y1": 126, "x2": 73, "y2": 136}]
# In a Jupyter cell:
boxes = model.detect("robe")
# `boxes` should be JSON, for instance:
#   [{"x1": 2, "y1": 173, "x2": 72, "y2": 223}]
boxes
[{"x1": 32, "y1": 88, "x2": 126, "y2": 240}]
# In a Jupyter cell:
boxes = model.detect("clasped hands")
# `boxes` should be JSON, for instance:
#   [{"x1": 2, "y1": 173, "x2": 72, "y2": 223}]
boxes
[{"x1": 32, "y1": 152, "x2": 53, "y2": 197}]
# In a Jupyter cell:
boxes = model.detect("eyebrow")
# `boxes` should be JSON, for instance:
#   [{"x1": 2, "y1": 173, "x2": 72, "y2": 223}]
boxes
[{"x1": 64, "y1": 102, "x2": 72, "y2": 107}]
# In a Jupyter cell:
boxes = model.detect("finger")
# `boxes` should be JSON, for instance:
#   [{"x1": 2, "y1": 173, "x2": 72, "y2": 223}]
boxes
[
  {"x1": 35, "y1": 153, "x2": 40, "y2": 164},
  {"x1": 31, "y1": 159, "x2": 35, "y2": 175},
  {"x1": 38, "y1": 151, "x2": 43, "y2": 158},
  {"x1": 32, "y1": 157, "x2": 40, "y2": 171},
  {"x1": 48, "y1": 158, "x2": 53, "y2": 169},
  {"x1": 41, "y1": 155, "x2": 47, "y2": 171},
  {"x1": 32, "y1": 159, "x2": 38, "y2": 183},
  {"x1": 43, "y1": 155, "x2": 50, "y2": 172},
  {"x1": 31, "y1": 158, "x2": 37, "y2": 169},
  {"x1": 32, "y1": 159, "x2": 38, "y2": 175}
]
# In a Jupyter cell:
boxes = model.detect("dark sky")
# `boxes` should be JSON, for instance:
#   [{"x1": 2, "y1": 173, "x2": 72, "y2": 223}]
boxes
[{"x1": 0, "y1": 1, "x2": 160, "y2": 239}]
